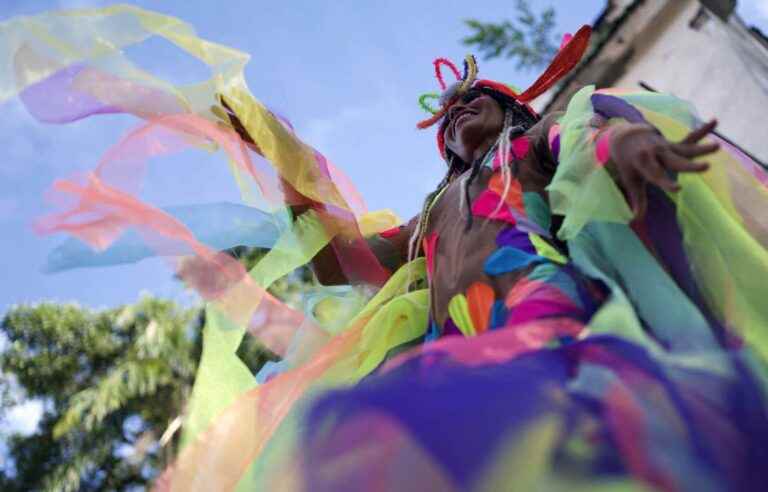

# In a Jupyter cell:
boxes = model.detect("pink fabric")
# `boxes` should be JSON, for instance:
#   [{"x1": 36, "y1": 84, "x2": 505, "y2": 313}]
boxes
[
  {"x1": 423, "y1": 232, "x2": 439, "y2": 279},
  {"x1": 512, "y1": 136, "x2": 531, "y2": 160},
  {"x1": 587, "y1": 345, "x2": 678, "y2": 491},
  {"x1": 492, "y1": 136, "x2": 531, "y2": 169},
  {"x1": 471, "y1": 190, "x2": 517, "y2": 224},
  {"x1": 379, "y1": 226, "x2": 402, "y2": 239},
  {"x1": 595, "y1": 128, "x2": 613, "y2": 165},
  {"x1": 381, "y1": 317, "x2": 583, "y2": 371},
  {"x1": 504, "y1": 278, "x2": 581, "y2": 326}
]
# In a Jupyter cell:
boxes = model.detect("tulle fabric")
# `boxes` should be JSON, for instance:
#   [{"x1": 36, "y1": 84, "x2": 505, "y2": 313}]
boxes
[
  {"x1": 4, "y1": 5, "x2": 768, "y2": 491},
  {"x1": 290, "y1": 87, "x2": 768, "y2": 490},
  {"x1": 1, "y1": 6, "x2": 416, "y2": 489},
  {"x1": 550, "y1": 86, "x2": 768, "y2": 361}
]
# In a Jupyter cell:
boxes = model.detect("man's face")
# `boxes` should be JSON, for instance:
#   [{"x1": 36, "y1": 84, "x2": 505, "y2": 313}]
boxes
[{"x1": 443, "y1": 90, "x2": 505, "y2": 165}]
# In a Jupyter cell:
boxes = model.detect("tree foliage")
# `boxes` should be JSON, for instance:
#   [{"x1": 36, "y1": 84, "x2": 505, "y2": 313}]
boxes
[
  {"x1": 0, "y1": 299, "x2": 200, "y2": 490},
  {"x1": 0, "y1": 244, "x2": 297, "y2": 490},
  {"x1": 462, "y1": 0, "x2": 560, "y2": 70}
]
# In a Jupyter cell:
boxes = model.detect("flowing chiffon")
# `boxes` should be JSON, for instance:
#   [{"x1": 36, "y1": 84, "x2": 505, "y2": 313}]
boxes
[{"x1": 3, "y1": 5, "x2": 768, "y2": 491}]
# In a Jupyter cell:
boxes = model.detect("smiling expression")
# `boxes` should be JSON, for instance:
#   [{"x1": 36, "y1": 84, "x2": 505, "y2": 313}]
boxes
[{"x1": 443, "y1": 90, "x2": 505, "y2": 165}]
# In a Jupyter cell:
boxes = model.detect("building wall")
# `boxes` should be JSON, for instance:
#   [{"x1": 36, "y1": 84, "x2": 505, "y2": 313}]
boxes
[
  {"x1": 612, "y1": 0, "x2": 768, "y2": 163},
  {"x1": 540, "y1": 0, "x2": 768, "y2": 163}
]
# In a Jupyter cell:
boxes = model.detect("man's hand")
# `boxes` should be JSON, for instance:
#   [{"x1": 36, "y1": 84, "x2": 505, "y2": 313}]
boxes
[{"x1": 609, "y1": 119, "x2": 719, "y2": 218}]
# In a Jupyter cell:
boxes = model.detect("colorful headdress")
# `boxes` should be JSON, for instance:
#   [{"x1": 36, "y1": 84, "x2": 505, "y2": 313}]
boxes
[{"x1": 417, "y1": 25, "x2": 593, "y2": 158}]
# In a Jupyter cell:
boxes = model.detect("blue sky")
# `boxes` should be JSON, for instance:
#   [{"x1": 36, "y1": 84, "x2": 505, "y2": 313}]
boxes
[{"x1": 1, "y1": 0, "x2": 767, "y2": 314}]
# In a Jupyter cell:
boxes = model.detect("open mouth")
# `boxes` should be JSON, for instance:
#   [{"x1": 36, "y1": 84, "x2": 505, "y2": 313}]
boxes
[{"x1": 451, "y1": 109, "x2": 478, "y2": 137}]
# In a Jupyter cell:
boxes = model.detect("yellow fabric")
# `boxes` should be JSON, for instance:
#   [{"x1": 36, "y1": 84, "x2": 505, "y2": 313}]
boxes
[
  {"x1": 530, "y1": 233, "x2": 567, "y2": 264},
  {"x1": 448, "y1": 293, "x2": 476, "y2": 337}
]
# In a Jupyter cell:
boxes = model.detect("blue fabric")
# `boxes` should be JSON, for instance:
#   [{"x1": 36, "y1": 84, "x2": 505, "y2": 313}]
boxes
[
  {"x1": 44, "y1": 202, "x2": 285, "y2": 272},
  {"x1": 484, "y1": 246, "x2": 543, "y2": 276}
]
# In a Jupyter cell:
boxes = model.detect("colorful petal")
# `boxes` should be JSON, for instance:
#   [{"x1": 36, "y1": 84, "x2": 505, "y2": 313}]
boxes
[
  {"x1": 495, "y1": 227, "x2": 536, "y2": 254},
  {"x1": 489, "y1": 300, "x2": 508, "y2": 330},
  {"x1": 467, "y1": 281, "x2": 495, "y2": 333},
  {"x1": 379, "y1": 226, "x2": 402, "y2": 239},
  {"x1": 529, "y1": 234, "x2": 568, "y2": 264},
  {"x1": 548, "y1": 124, "x2": 561, "y2": 162},
  {"x1": 447, "y1": 294, "x2": 476, "y2": 337},
  {"x1": 422, "y1": 232, "x2": 439, "y2": 279},
  {"x1": 484, "y1": 246, "x2": 542, "y2": 276},
  {"x1": 471, "y1": 190, "x2": 517, "y2": 224},
  {"x1": 522, "y1": 192, "x2": 551, "y2": 232},
  {"x1": 595, "y1": 128, "x2": 613, "y2": 166},
  {"x1": 489, "y1": 173, "x2": 525, "y2": 212},
  {"x1": 511, "y1": 136, "x2": 530, "y2": 160},
  {"x1": 443, "y1": 317, "x2": 463, "y2": 337}
]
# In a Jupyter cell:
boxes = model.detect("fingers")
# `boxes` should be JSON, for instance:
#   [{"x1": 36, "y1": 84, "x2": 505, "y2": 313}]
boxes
[
  {"x1": 681, "y1": 119, "x2": 717, "y2": 144},
  {"x1": 635, "y1": 150, "x2": 680, "y2": 193},
  {"x1": 659, "y1": 148, "x2": 710, "y2": 173},
  {"x1": 670, "y1": 141, "x2": 719, "y2": 158}
]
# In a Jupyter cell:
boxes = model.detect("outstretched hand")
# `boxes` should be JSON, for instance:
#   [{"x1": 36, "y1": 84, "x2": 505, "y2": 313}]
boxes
[
  {"x1": 213, "y1": 95, "x2": 313, "y2": 208},
  {"x1": 609, "y1": 119, "x2": 719, "y2": 218}
]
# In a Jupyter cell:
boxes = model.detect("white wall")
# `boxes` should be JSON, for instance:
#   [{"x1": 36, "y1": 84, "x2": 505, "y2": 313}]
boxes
[{"x1": 613, "y1": 0, "x2": 768, "y2": 163}]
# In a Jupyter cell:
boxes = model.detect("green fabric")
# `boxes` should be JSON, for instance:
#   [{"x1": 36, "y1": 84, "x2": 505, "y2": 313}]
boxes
[
  {"x1": 181, "y1": 210, "x2": 332, "y2": 450},
  {"x1": 523, "y1": 191, "x2": 552, "y2": 231},
  {"x1": 548, "y1": 86, "x2": 633, "y2": 241},
  {"x1": 181, "y1": 304, "x2": 257, "y2": 450},
  {"x1": 570, "y1": 222, "x2": 718, "y2": 352},
  {"x1": 552, "y1": 85, "x2": 768, "y2": 363},
  {"x1": 530, "y1": 233, "x2": 567, "y2": 264},
  {"x1": 448, "y1": 293, "x2": 476, "y2": 337}
]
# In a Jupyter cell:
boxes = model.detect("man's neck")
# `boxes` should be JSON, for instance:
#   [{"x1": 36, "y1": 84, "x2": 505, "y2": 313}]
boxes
[{"x1": 471, "y1": 134, "x2": 500, "y2": 164}]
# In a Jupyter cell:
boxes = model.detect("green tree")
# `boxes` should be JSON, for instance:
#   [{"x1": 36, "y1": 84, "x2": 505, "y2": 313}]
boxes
[
  {"x1": 0, "y1": 295, "x2": 278, "y2": 490},
  {"x1": 0, "y1": 241, "x2": 313, "y2": 490},
  {"x1": 463, "y1": 0, "x2": 560, "y2": 70}
]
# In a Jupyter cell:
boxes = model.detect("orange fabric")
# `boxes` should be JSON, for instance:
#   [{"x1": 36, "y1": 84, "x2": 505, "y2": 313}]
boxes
[
  {"x1": 488, "y1": 173, "x2": 525, "y2": 213},
  {"x1": 467, "y1": 281, "x2": 495, "y2": 333},
  {"x1": 158, "y1": 315, "x2": 370, "y2": 491}
]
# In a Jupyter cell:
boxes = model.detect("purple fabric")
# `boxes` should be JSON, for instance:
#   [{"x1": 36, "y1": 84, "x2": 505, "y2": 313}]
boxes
[
  {"x1": 19, "y1": 64, "x2": 121, "y2": 124},
  {"x1": 495, "y1": 226, "x2": 535, "y2": 253},
  {"x1": 590, "y1": 93, "x2": 647, "y2": 124},
  {"x1": 442, "y1": 317, "x2": 462, "y2": 337},
  {"x1": 303, "y1": 337, "x2": 768, "y2": 491},
  {"x1": 305, "y1": 348, "x2": 573, "y2": 489},
  {"x1": 643, "y1": 186, "x2": 729, "y2": 343},
  {"x1": 550, "y1": 133, "x2": 561, "y2": 162},
  {"x1": 505, "y1": 298, "x2": 581, "y2": 326}
]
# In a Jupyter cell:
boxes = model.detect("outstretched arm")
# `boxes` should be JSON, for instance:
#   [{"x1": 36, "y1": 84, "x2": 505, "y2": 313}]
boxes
[
  {"x1": 219, "y1": 95, "x2": 416, "y2": 285},
  {"x1": 541, "y1": 108, "x2": 719, "y2": 219},
  {"x1": 604, "y1": 119, "x2": 719, "y2": 218}
]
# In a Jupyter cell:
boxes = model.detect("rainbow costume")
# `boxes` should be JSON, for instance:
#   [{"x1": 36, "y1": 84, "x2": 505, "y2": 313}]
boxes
[{"x1": 3, "y1": 6, "x2": 768, "y2": 491}]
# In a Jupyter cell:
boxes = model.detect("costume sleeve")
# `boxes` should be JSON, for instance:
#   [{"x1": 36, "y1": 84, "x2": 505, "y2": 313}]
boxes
[{"x1": 550, "y1": 85, "x2": 768, "y2": 362}]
